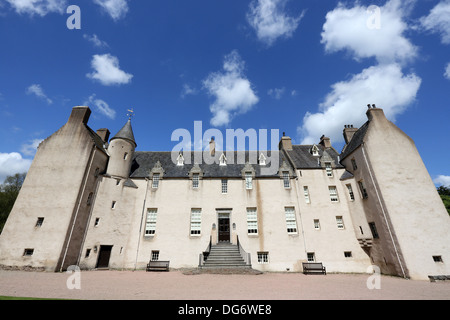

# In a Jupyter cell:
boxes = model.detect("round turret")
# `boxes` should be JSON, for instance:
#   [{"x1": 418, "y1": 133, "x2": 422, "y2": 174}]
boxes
[{"x1": 106, "y1": 119, "x2": 137, "y2": 178}]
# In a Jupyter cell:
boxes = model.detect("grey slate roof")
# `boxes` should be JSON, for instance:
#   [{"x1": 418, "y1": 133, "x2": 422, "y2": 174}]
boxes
[
  {"x1": 130, "y1": 151, "x2": 287, "y2": 178},
  {"x1": 284, "y1": 145, "x2": 344, "y2": 169},
  {"x1": 340, "y1": 121, "x2": 370, "y2": 160},
  {"x1": 111, "y1": 119, "x2": 137, "y2": 147},
  {"x1": 129, "y1": 144, "x2": 344, "y2": 179}
]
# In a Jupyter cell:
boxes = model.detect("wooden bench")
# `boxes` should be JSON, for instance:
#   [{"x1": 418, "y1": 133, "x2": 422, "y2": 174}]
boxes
[
  {"x1": 302, "y1": 262, "x2": 326, "y2": 275},
  {"x1": 146, "y1": 260, "x2": 170, "y2": 272}
]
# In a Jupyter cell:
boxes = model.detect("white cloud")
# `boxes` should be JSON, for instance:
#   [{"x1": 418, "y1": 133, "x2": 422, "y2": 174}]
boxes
[
  {"x1": 84, "y1": 94, "x2": 116, "y2": 120},
  {"x1": 4, "y1": 0, "x2": 66, "y2": 16},
  {"x1": 445, "y1": 63, "x2": 450, "y2": 79},
  {"x1": 420, "y1": 0, "x2": 450, "y2": 44},
  {"x1": 434, "y1": 175, "x2": 450, "y2": 187},
  {"x1": 26, "y1": 84, "x2": 52, "y2": 104},
  {"x1": 203, "y1": 50, "x2": 259, "y2": 127},
  {"x1": 321, "y1": 0, "x2": 417, "y2": 64},
  {"x1": 268, "y1": 87, "x2": 285, "y2": 99},
  {"x1": 86, "y1": 54, "x2": 133, "y2": 86},
  {"x1": 247, "y1": 0, "x2": 304, "y2": 46},
  {"x1": 20, "y1": 138, "x2": 44, "y2": 156},
  {"x1": 93, "y1": 0, "x2": 128, "y2": 21},
  {"x1": 0, "y1": 153, "x2": 32, "y2": 184},
  {"x1": 297, "y1": 64, "x2": 422, "y2": 144},
  {"x1": 83, "y1": 34, "x2": 109, "y2": 48},
  {"x1": 181, "y1": 84, "x2": 197, "y2": 98}
]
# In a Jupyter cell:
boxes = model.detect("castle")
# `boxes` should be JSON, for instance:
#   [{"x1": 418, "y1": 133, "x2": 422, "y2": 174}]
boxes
[{"x1": 0, "y1": 105, "x2": 449, "y2": 280}]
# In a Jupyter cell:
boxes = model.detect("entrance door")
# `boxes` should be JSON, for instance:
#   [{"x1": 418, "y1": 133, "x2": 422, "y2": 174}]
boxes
[
  {"x1": 96, "y1": 245, "x2": 113, "y2": 269},
  {"x1": 218, "y1": 216, "x2": 230, "y2": 242}
]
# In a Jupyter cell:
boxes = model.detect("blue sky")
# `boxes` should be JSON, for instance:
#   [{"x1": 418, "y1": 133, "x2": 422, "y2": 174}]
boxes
[{"x1": 0, "y1": 0, "x2": 449, "y2": 186}]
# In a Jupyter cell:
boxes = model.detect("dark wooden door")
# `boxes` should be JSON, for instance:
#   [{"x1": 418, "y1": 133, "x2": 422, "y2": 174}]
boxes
[
  {"x1": 218, "y1": 218, "x2": 230, "y2": 242},
  {"x1": 96, "y1": 245, "x2": 113, "y2": 269}
]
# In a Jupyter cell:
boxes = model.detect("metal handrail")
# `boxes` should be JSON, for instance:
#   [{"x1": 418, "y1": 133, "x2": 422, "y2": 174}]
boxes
[{"x1": 198, "y1": 236, "x2": 212, "y2": 268}]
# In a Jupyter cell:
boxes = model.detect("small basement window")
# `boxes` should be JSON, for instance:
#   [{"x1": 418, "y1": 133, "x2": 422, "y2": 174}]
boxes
[
  {"x1": 433, "y1": 256, "x2": 443, "y2": 263},
  {"x1": 23, "y1": 249, "x2": 34, "y2": 256}
]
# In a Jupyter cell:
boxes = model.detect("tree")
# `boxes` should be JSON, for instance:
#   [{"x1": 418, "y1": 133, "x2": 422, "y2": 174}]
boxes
[
  {"x1": 437, "y1": 185, "x2": 450, "y2": 216},
  {"x1": 0, "y1": 173, "x2": 26, "y2": 233}
]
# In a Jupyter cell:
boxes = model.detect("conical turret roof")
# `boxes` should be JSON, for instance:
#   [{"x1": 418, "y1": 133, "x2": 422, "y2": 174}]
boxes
[{"x1": 110, "y1": 119, "x2": 137, "y2": 147}]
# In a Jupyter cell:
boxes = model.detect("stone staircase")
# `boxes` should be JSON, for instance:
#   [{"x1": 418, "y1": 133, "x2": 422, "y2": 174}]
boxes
[{"x1": 201, "y1": 242, "x2": 251, "y2": 269}]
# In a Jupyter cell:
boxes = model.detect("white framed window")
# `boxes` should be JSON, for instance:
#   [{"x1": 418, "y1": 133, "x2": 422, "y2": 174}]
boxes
[
  {"x1": 245, "y1": 172, "x2": 253, "y2": 190},
  {"x1": 346, "y1": 184, "x2": 355, "y2": 201},
  {"x1": 190, "y1": 208, "x2": 202, "y2": 235},
  {"x1": 221, "y1": 179, "x2": 228, "y2": 194},
  {"x1": 282, "y1": 171, "x2": 290, "y2": 188},
  {"x1": 285, "y1": 207, "x2": 298, "y2": 234},
  {"x1": 152, "y1": 173, "x2": 160, "y2": 188},
  {"x1": 303, "y1": 186, "x2": 310, "y2": 204},
  {"x1": 329, "y1": 186, "x2": 339, "y2": 202},
  {"x1": 176, "y1": 153, "x2": 184, "y2": 166},
  {"x1": 307, "y1": 252, "x2": 315, "y2": 262},
  {"x1": 246, "y1": 208, "x2": 258, "y2": 235},
  {"x1": 325, "y1": 162, "x2": 333, "y2": 177},
  {"x1": 336, "y1": 216, "x2": 345, "y2": 229},
  {"x1": 257, "y1": 252, "x2": 269, "y2": 264},
  {"x1": 151, "y1": 250, "x2": 160, "y2": 261},
  {"x1": 145, "y1": 209, "x2": 157, "y2": 236},
  {"x1": 192, "y1": 173, "x2": 199, "y2": 189},
  {"x1": 314, "y1": 219, "x2": 320, "y2": 230}
]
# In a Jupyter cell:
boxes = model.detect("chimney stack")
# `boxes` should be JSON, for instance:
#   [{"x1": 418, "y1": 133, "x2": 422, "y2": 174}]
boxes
[
  {"x1": 319, "y1": 135, "x2": 332, "y2": 149},
  {"x1": 96, "y1": 128, "x2": 111, "y2": 143},
  {"x1": 279, "y1": 134, "x2": 293, "y2": 151},
  {"x1": 68, "y1": 106, "x2": 91, "y2": 125},
  {"x1": 343, "y1": 125, "x2": 358, "y2": 144},
  {"x1": 209, "y1": 137, "x2": 216, "y2": 156},
  {"x1": 366, "y1": 104, "x2": 387, "y2": 122}
]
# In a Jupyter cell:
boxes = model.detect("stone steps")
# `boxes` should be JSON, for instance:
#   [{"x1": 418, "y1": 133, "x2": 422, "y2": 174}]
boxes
[{"x1": 201, "y1": 242, "x2": 251, "y2": 269}]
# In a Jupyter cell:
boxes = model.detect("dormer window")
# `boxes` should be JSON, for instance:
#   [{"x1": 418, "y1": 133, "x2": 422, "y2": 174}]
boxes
[
  {"x1": 259, "y1": 153, "x2": 267, "y2": 166},
  {"x1": 219, "y1": 153, "x2": 227, "y2": 166},
  {"x1": 176, "y1": 153, "x2": 184, "y2": 166},
  {"x1": 311, "y1": 145, "x2": 320, "y2": 156}
]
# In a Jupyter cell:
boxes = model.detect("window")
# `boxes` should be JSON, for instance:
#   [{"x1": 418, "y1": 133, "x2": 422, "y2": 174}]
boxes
[
  {"x1": 35, "y1": 217, "x2": 44, "y2": 228},
  {"x1": 192, "y1": 173, "x2": 199, "y2": 189},
  {"x1": 311, "y1": 145, "x2": 319, "y2": 156},
  {"x1": 246, "y1": 208, "x2": 258, "y2": 235},
  {"x1": 329, "y1": 186, "x2": 339, "y2": 202},
  {"x1": 344, "y1": 251, "x2": 352, "y2": 258},
  {"x1": 124, "y1": 152, "x2": 128, "y2": 160},
  {"x1": 259, "y1": 153, "x2": 266, "y2": 166},
  {"x1": 369, "y1": 222, "x2": 379, "y2": 239},
  {"x1": 190, "y1": 209, "x2": 202, "y2": 235},
  {"x1": 23, "y1": 249, "x2": 34, "y2": 256},
  {"x1": 152, "y1": 173, "x2": 160, "y2": 188},
  {"x1": 257, "y1": 252, "x2": 269, "y2": 264},
  {"x1": 282, "y1": 171, "x2": 290, "y2": 188},
  {"x1": 325, "y1": 162, "x2": 333, "y2": 177},
  {"x1": 116, "y1": 179, "x2": 121, "y2": 186},
  {"x1": 351, "y1": 158, "x2": 358, "y2": 170},
  {"x1": 307, "y1": 252, "x2": 315, "y2": 262},
  {"x1": 303, "y1": 186, "x2": 310, "y2": 203},
  {"x1": 145, "y1": 209, "x2": 157, "y2": 236},
  {"x1": 87, "y1": 192, "x2": 94, "y2": 206},
  {"x1": 85, "y1": 249, "x2": 91, "y2": 258},
  {"x1": 314, "y1": 219, "x2": 320, "y2": 230},
  {"x1": 433, "y1": 256, "x2": 443, "y2": 263},
  {"x1": 346, "y1": 184, "x2": 355, "y2": 201},
  {"x1": 358, "y1": 181, "x2": 368, "y2": 199},
  {"x1": 245, "y1": 172, "x2": 253, "y2": 190},
  {"x1": 219, "y1": 153, "x2": 227, "y2": 166},
  {"x1": 94, "y1": 218, "x2": 100, "y2": 227},
  {"x1": 151, "y1": 251, "x2": 160, "y2": 261},
  {"x1": 285, "y1": 207, "x2": 298, "y2": 234},
  {"x1": 176, "y1": 153, "x2": 184, "y2": 166},
  {"x1": 221, "y1": 179, "x2": 228, "y2": 194},
  {"x1": 336, "y1": 216, "x2": 345, "y2": 229},
  {"x1": 111, "y1": 201, "x2": 116, "y2": 209}
]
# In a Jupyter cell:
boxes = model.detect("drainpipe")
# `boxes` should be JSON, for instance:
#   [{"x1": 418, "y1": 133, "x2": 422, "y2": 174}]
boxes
[
  {"x1": 134, "y1": 177, "x2": 150, "y2": 270},
  {"x1": 293, "y1": 173, "x2": 308, "y2": 256},
  {"x1": 361, "y1": 144, "x2": 407, "y2": 278}
]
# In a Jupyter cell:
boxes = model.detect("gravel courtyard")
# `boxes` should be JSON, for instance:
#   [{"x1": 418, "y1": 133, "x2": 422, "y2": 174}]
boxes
[{"x1": 1, "y1": 269, "x2": 449, "y2": 300}]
